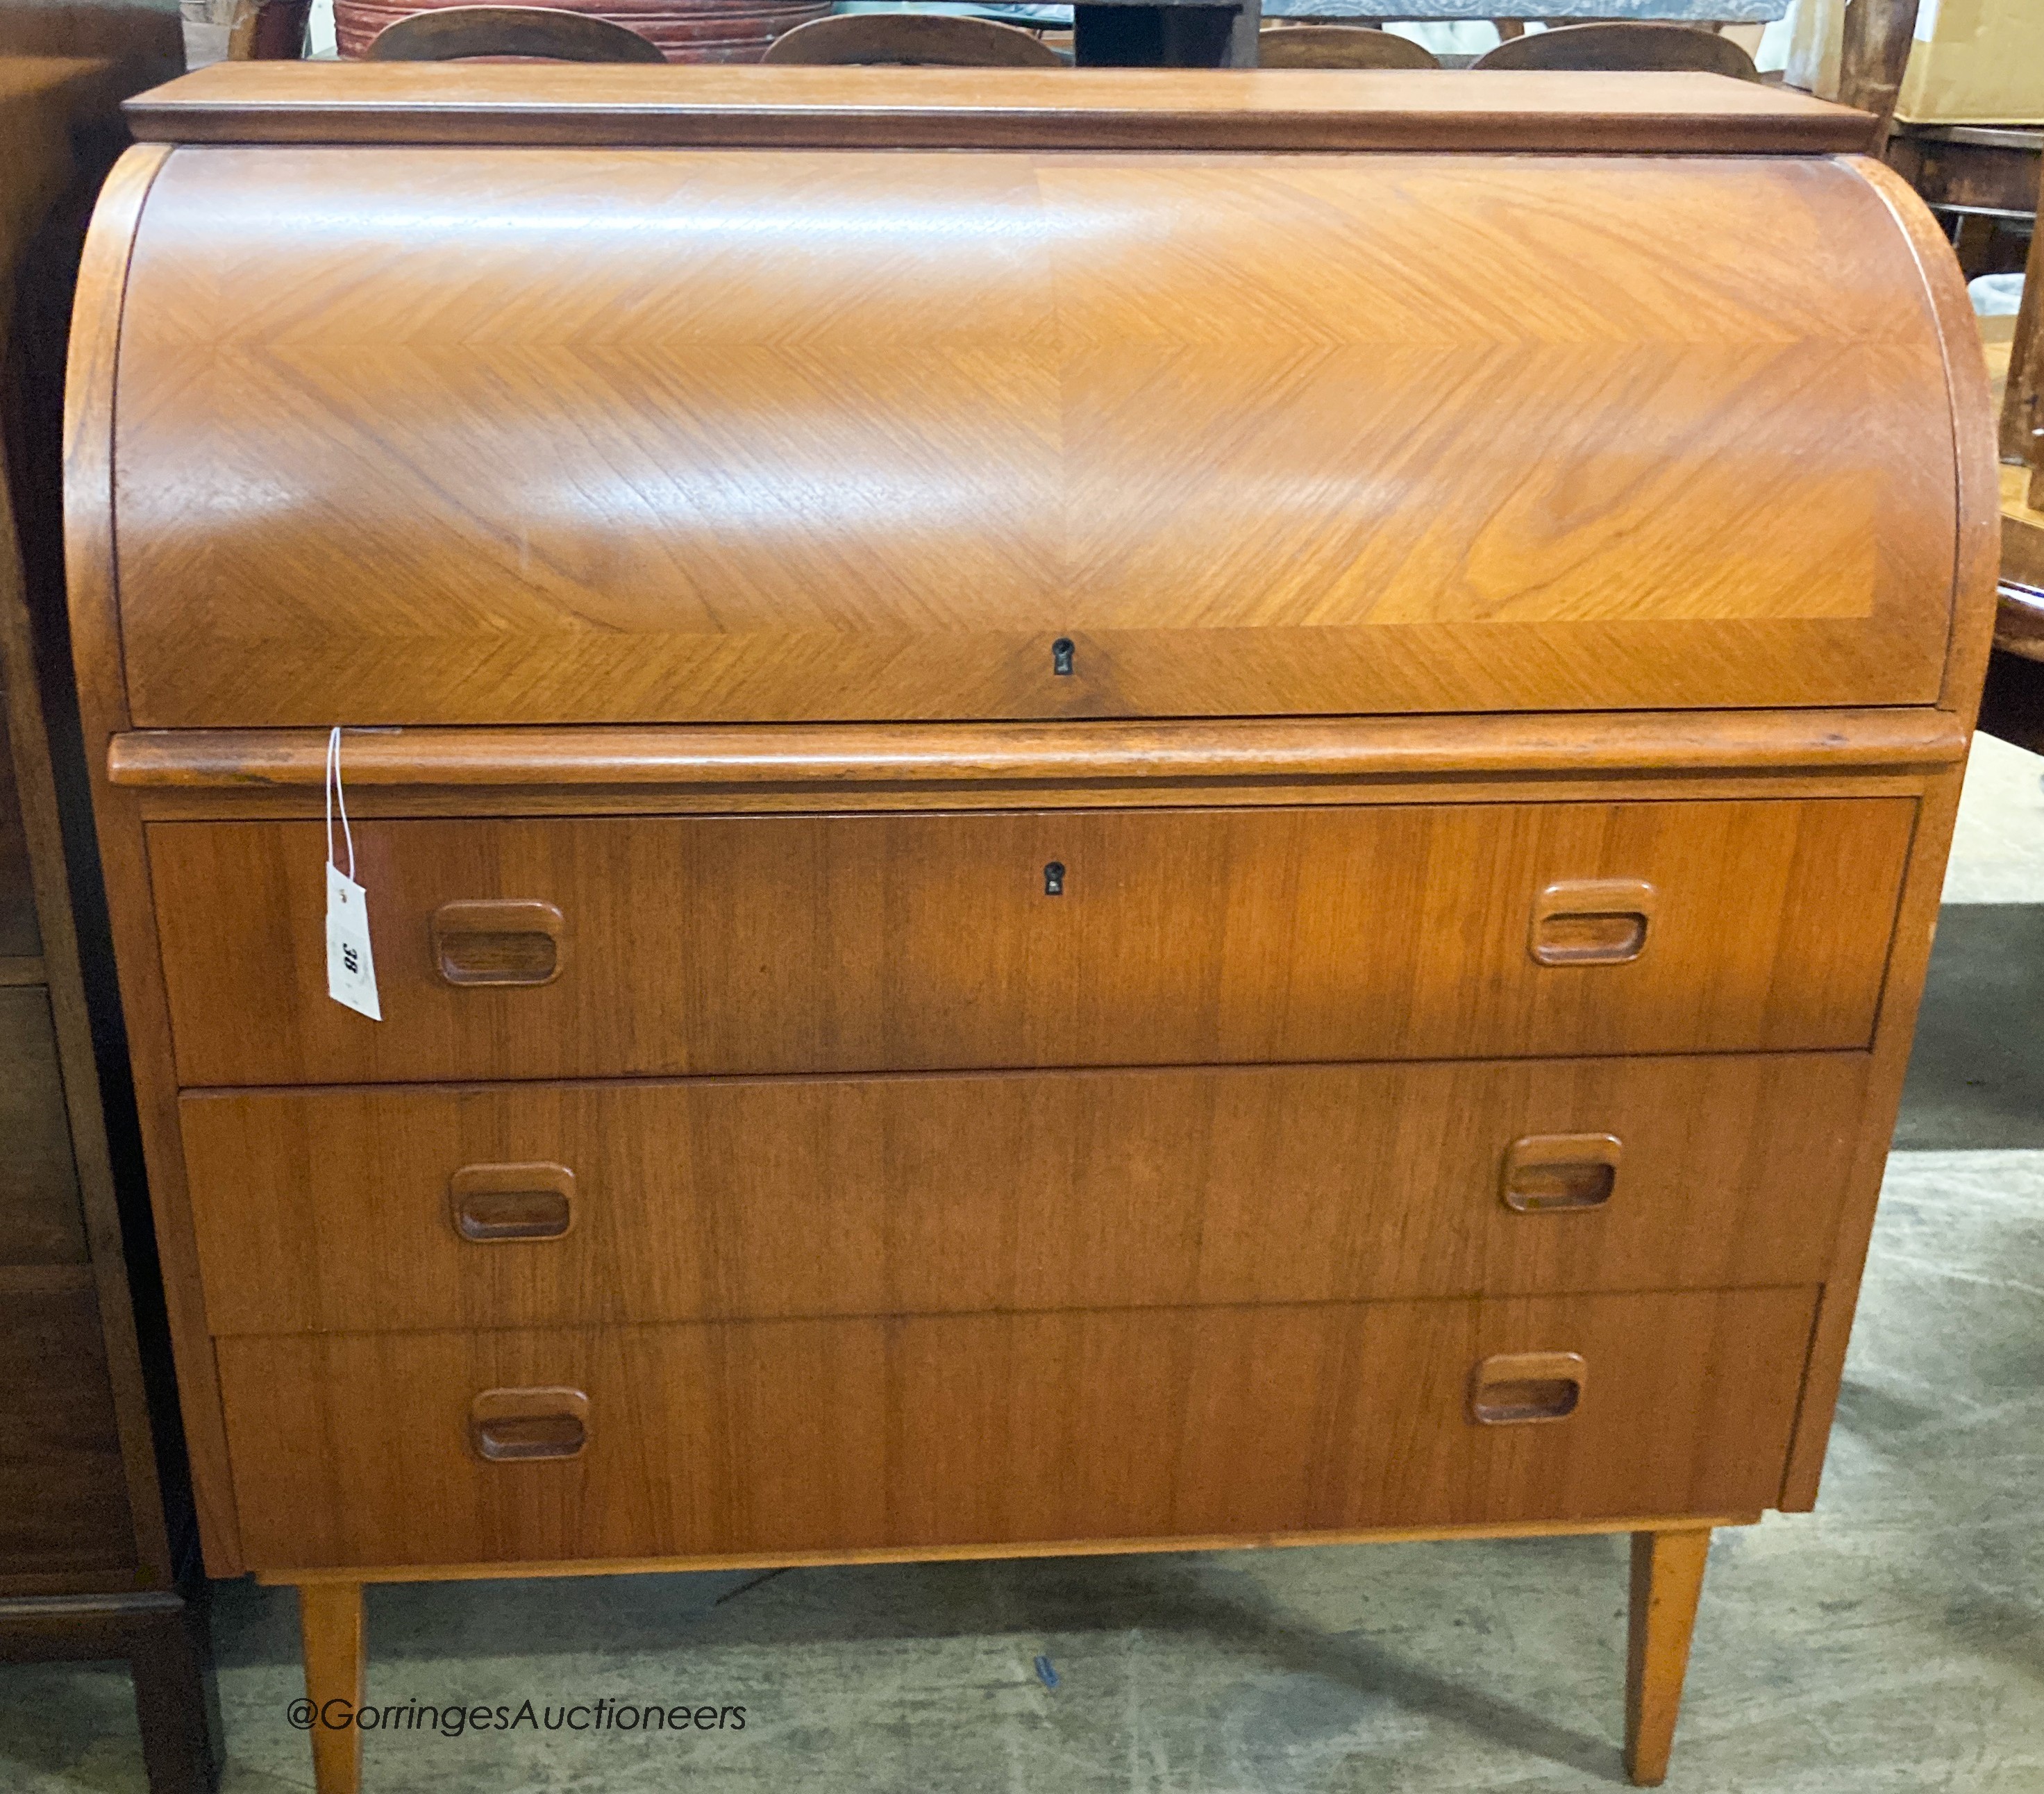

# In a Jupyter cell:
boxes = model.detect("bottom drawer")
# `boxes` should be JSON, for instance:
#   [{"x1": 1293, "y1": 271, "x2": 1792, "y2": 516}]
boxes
[{"x1": 219, "y1": 1287, "x2": 1816, "y2": 1571}]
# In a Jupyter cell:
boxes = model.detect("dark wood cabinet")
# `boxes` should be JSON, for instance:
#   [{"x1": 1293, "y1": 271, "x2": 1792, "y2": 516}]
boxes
[{"x1": 1, "y1": 38, "x2": 221, "y2": 1794}]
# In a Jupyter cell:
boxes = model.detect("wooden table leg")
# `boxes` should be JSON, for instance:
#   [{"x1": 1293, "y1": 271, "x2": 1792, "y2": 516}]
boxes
[
  {"x1": 1836, "y1": 0, "x2": 1923, "y2": 152},
  {"x1": 1624, "y1": 1527, "x2": 1711, "y2": 1788},
  {"x1": 130, "y1": 1598, "x2": 224, "y2": 1793},
  {"x1": 298, "y1": 1583, "x2": 365, "y2": 1794}
]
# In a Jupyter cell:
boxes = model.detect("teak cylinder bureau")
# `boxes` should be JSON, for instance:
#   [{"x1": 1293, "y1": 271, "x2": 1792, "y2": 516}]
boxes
[{"x1": 68, "y1": 63, "x2": 1996, "y2": 1791}]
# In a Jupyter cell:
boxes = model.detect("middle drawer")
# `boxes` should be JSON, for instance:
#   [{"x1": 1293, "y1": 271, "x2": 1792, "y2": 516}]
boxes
[{"x1": 183, "y1": 1053, "x2": 1866, "y2": 1335}]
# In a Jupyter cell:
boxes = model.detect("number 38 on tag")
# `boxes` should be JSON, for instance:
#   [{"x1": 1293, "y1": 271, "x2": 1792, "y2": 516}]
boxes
[{"x1": 326, "y1": 862, "x2": 382, "y2": 1021}]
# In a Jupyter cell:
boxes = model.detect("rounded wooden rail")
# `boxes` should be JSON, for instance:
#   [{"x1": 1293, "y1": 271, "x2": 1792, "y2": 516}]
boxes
[{"x1": 103, "y1": 712, "x2": 1971, "y2": 792}]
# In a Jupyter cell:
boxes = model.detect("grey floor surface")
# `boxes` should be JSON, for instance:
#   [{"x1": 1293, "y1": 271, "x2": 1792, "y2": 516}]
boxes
[{"x1": 3, "y1": 742, "x2": 2043, "y2": 1793}]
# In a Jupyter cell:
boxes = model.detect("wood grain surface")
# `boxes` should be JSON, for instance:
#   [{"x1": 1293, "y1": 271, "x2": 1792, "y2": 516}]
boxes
[
  {"x1": 59, "y1": 83, "x2": 1993, "y2": 1743},
  {"x1": 296, "y1": 1584, "x2": 362, "y2": 1794},
  {"x1": 2, "y1": 71, "x2": 185, "y2": 1598},
  {"x1": 181, "y1": 1053, "x2": 1867, "y2": 1334},
  {"x1": 110, "y1": 146, "x2": 1955, "y2": 726},
  {"x1": 1755, "y1": 169, "x2": 2002, "y2": 1516},
  {"x1": 1848, "y1": 156, "x2": 2002, "y2": 724},
  {"x1": 0, "y1": 989, "x2": 88, "y2": 1267},
  {"x1": 149, "y1": 798, "x2": 1913, "y2": 1087},
  {"x1": 1625, "y1": 1527, "x2": 1711, "y2": 1786},
  {"x1": 120, "y1": 63, "x2": 1880, "y2": 153},
  {"x1": 62, "y1": 136, "x2": 244, "y2": 1573},
  {"x1": 1779, "y1": 755, "x2": 1965, "y2": 1510},
  {"x1": 103, "y1": 709, "x2": 1973, "y2": 795},
  {"x1": 266, "y1": 1514, "x2": 1762, "y2": 1586},
  {"x1": 0, "y1": 711, "x2": 37, "y2": 957},
  {"x1": 217, "y1": 1286, "x2": 1818, "y2": 1570},
  {"x1": 0, "y1": 1279, "x2": 136, "y2": 1578}
]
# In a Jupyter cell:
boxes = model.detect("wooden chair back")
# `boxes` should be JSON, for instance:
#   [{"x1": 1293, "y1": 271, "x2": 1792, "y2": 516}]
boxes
[
  {"x1": 1257, "y1": 25, "x2": 1438, "y2": 69},
  {"x1": 366, "y1": 5, "x2": 665, "y2": 61},
  {"x1": 762, "y1": 12, "x2": 1065, "y2": 65},
  {"x1": 1473, "y1": 21, "x2": 1757, "y2": 78}
]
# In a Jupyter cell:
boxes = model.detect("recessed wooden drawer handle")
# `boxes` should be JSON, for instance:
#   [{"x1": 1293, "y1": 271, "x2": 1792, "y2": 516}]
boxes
[
  {"x1": 431, "y1": 899, "x2": 565, "y2": 987},
  {"x1": 1469, "y1": 1351, "x2": 1586, "y2": 1425},
  {"x1": 469, "y1": 1386, "x2": 589, "y2": 1462},
  {"x1": 1501, "y1": 1133, "x2": 1621, "y2": 1214},
  {"x1": 449, "y1": 1163, "x2": 575, "y2": 1242},
  {"x1": 1530, "y1": 879, "x2": 1657, "y2": 966}
]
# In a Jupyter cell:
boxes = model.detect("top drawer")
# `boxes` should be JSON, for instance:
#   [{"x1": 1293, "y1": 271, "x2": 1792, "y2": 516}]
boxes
[
  {"x1": 150, "y1": 796, "x2": 1911, "y2": 1087},
  {"x1": 107, "y1": 149, "x2": 1958, "y2": 726}
]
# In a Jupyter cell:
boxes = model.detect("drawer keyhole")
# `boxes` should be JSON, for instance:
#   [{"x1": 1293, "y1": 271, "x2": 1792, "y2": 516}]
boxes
[
  {"x1": 1051, "y1": 637, "x2": 1075, "y2": 676},
  {"x1": 1044, "y1": 862, "x2": 1066, "y2": 897}
]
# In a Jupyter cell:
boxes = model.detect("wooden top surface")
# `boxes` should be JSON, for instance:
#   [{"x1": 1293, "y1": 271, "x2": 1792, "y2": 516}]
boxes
[{"x1": 124, "y1": 62, "x2": 1876, "y2": 153}]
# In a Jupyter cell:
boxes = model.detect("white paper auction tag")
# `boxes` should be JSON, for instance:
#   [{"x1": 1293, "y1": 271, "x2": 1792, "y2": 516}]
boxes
[{"x1": 324, "y1": 727, "x2": 382, "y2": 1021}]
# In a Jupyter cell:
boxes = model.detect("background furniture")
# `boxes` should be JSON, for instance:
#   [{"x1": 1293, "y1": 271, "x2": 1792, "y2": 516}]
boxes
[
  {"x1": 1971, "y1": 162, "x2": 2044, "y2": 755},
  {"x1": 365, "y1": 4, "x2": 666, "y2": 58},
  {"x1": 335, "y1": 0, "x2": 830, "y2": 60},
  {"x1": 1262, "y1": 1, "x2": 1780, "y2": 17},
  {"x1": 1886, "y1": 125, "x2": 2041, "y2": 265},
  {"x1": 1471, "y1": 19, "x2": 1756, "y2": 73},
  {"x1": 764, "y1": 12, "x2": 1065, "y2": 62},
  {"x1": 1259, "y1": 1, "x2": 1783, "y2": 34},
  {"x1": 1257, "y1": 24, "x2": 1437, "y2": 66},
  {"x1": 0, "y1": 36, "x2": 221, "y2": 1794},
  {"x1": 234, "y1": 0, "x2": 1804, "y2": 68},
  {"x1": 74, "y1": 63, "x2": 1991, "y2": 1794},
  {"x1": 1836, "y1": 0, "x2": 1918, "y2": 143}
]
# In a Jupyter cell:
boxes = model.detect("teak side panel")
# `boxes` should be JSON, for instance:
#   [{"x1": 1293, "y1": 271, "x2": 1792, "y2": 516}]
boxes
[
  {"x1": 1782, "y1": 763, "x2": 1970, "y2": 1510},
  {"x1": 110, "y1": 149, "x2": 1955, "y2": 726},
  {"x1": 181, "y1": 1055, "x2": 1867, "y2": 1336},
  {"x1": 1846, "y1": 156, "x2": 2002, "y2": 721},
  {"x1": 149, "y1": 799, "x2": 1914, "y2": 1086},
  {"x1": 62, "y1": 136, "x2": 244, "y2": 1575},
  {"x1": 215, "y1": 1289, "x2": 1818, "y2": 1571},
  {"x1": 122, "y1": 65, "x2": 1880, "y2": 154}
]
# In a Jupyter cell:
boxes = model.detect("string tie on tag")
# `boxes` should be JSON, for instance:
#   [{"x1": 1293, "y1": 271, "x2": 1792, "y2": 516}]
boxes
[{"x1": 325, "y1": 724, "x2": 355, "y2": 881}]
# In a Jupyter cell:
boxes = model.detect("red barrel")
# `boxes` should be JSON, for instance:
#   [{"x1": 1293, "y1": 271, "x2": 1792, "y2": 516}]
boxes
[{"x1": 333, "y1": 0, "x2": 833, "y2": 62}]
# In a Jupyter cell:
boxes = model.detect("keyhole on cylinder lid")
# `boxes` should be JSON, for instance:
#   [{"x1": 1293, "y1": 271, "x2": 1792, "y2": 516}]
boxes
[
  {"x1": 1044, "y1": 862, "x2": 1066, "y2": 897},
  {"x1": 1052, "y1": 638, "x2": 1075, "y2": 676}
]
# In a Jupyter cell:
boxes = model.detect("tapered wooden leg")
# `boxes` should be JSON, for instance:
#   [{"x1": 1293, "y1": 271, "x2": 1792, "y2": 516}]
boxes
[
  {"x1": 297, "y1": 1583, "x2": 365, "y2": 1794},
  {"x1": 1624, "y1": 1527, "x2": 1711, "y2": 1787}
]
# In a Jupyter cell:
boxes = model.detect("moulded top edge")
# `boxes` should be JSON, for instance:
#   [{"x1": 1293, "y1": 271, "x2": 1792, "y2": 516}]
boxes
[{"x1": 123, "y1": 63, "x2": 1878, "y2": 156}]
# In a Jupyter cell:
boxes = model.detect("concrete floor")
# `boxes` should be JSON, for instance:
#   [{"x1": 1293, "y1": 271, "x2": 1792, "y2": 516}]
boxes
[{"x1": 4, "y1": 743, "x2": 2043, "y2": 1793}]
